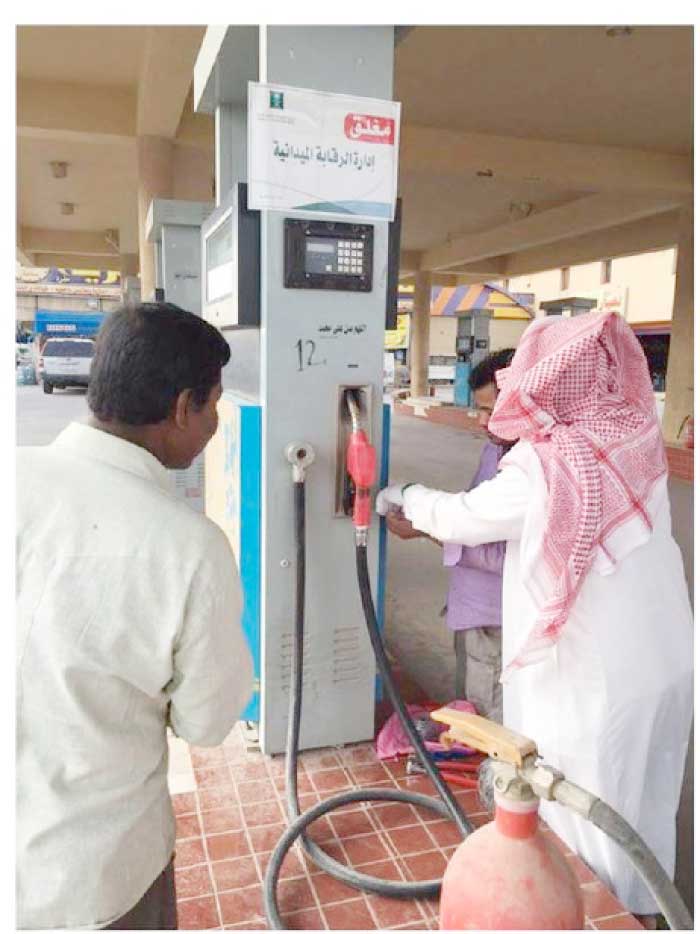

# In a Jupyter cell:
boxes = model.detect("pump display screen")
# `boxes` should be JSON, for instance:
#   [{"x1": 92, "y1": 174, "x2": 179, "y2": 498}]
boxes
[{"x1": 285, "y1": 219, "x2": 373, "y2": 292}]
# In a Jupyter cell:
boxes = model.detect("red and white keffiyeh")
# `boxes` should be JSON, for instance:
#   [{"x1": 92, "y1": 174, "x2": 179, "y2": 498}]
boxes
[{"x1": 489, "y1": 311, "x2": 668, "y2": 676}]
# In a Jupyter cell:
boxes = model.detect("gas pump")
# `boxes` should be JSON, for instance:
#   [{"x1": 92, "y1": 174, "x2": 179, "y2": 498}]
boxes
[
  {"x1": 145, "y1": 199, "x2": 213, "y2": 513},
  {"x1": 200, "y1": 183, "x2": 398, "y2": 752},
  {"x1": 454, "y1": 309, "x2": 491, "y2": 408},
  {"x1": 195, "y1": 25, "x2": 402, "y2": 754}
]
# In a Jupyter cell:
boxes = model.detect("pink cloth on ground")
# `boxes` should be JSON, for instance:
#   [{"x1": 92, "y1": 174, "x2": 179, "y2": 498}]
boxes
[{"x1": 375, "y1": 699, "x2": 477, "y2": 759}]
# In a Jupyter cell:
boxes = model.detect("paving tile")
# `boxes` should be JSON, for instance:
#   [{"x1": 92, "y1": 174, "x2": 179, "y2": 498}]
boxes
[
  {"x1": 176, "y1": 812, "x2": 203, "y2": 840},
  {"x1": 198, "y1": 787, "x2": 239, "y2": 812},
  {"x1": 394, "y1": 775, "x2": 435, "y2": 796},
  {"x1": 355, "y1": 858, "x2": 404, "y2": 882},
  {"x1": 581, "y1": 882, "x2": 628, "y2": 921},
  {"x1": 593, "y1": 914, "x2": 644, "y2": 930},
  {"x1": 318, "y1": 779, "x2": 395, "y2": 800},
  {"x1": 189, "y1": 746, "x2": 226, "y2": 767},
  {"x1": 273, "y1": 772, "x2": 315, "y2": 794},
  {"x1": 218, "y1": 883, "x2": 265, "y2": 926},
  {"x1": 285, "y1": 906, "x2": 325, "y2": 930},
  {"x1": 176, "y1": 895, "x2": 220, "y2": 930},
  {"x1": 310, "y1": 869, "x2": 362, "y2": 906},
  {"x1": 211, "y1": 855, "x2": 259, "y2": 892},
  {"x1": 206, "y1": 830, "x2": 251, "y2": 862},
  {"x1": 200, "y1": 806, "x2": 244, "y2": 835},
  {"x1": 296, "y1": 791, "x2": 322, "y2": 810},
  {"x1": 172, "y1": 792, "x2": 198, "y2": 816},
  {"x1": 174, "y1": 864, "x2": 214, "y2": 900},
  {"x1": 322, "y1": 897, "x2": 376, "y2": 930},
  {"x1": 402, "y1": 849, "x2": 448, "y2": 881},
  {"x1": 249, "y1": 822, "x2": 288, "y2": 854},
  {"x1": 257, "y1": 848, "x2": 306, "y2": 881},
  {"x1": 242, "y1": 798, "x2": 285, "y2": 828},
  {"x1": 310, "y1": 839, "x2": 347, "y2": 865},
  {"x1": 304, "y1": 815, "x2": 336, "y2": 845},
  {"x1": 382, "y1": 759, "x2": 409, "y2": 778},
  {"x1": 194, "y1": 765, "x2": 234, "y2": 789},
  {"x1": 265, "y1": 755, "x2": 291, "y2": 776},
  {"x1": 224, "y1": 923, "x2": 268, "y2": 931},
  {"x1": 238, "y1": 779, "x2": 279, "y2": 804},
  {"x1": 223, "y1": 746, "x2": 250, "y2": 764},
  {"x1": 309, "y1": 768, "x2": 353, "y2": 793},
  {"x1": 347, "y1": 763, "x2": 393, "y2": 785},
  {"x1": 342, "y1": 833, "x2": 391, "y2": 865},
  {"x1": 299, "y1": 749, "x2": 343, "y2": 771},
  {"x1": 424, "y1": 819, "x2": 463, "y2": 847},
  {"x1": 329, "y1": 809, "x2": 375, "y2": 839},
  {"x1": 366, "y1": 893, "x2": 425, "y2": 928},
  {"x1": 373, "y1": 803, "x2": 420, "y2": 830},
  {"x1": 340, "y1": 745, "x2": 378, "y2": 766},
  {"x1": 229, "y1": 759, "x2": 271, "y2": 781},
  {"x1": 277, "y1": 876, "x2": 317, "y2": 913},
  {"x1": 386, "y1": 824, "x2": 435, "y2": 856},
  {"x1": 175, "y1": 837, "x2": 207, "y2": 868}
]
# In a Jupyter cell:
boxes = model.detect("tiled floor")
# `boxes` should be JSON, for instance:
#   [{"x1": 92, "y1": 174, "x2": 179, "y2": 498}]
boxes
[{"x1": 172, "y1": 724, "x2": 643, "y2": 931}]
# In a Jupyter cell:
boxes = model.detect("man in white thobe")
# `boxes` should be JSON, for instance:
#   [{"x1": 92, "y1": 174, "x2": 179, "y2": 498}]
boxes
[{"x1": 377, "y1": 312, "x2": 693, "y2": 921}]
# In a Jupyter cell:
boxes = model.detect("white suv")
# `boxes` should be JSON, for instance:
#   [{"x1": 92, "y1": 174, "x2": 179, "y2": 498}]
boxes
[{"x1": 41, "y1": 338, "x2": 95, "y2": 394}]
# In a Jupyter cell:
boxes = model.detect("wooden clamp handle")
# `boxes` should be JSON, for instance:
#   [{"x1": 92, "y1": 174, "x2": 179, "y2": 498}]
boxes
[{"x1": 430, "y1": 708, "x2": 538, "y2": 767}]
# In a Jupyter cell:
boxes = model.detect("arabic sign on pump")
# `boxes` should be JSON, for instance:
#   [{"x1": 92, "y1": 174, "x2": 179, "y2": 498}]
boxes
[{"x1": 247, "y1": 82, "x2": 401, "y2": 221}]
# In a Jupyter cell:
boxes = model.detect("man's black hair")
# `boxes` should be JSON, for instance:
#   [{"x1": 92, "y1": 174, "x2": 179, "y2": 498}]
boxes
[
  {"x1": 88, "y1": 303, "x2": 231, "y2": 425},
  {"x1": 468, "y1": 348, "x2": 516, "y2": 392}
]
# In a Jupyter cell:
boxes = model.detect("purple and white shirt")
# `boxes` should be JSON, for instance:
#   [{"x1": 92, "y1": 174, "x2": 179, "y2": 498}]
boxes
[{"x1": 442, "y1": 441, "x2": 506, "y2": 631}]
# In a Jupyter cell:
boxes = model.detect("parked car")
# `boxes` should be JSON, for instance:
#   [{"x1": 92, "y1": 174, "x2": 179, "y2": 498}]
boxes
[{"x1": 40, "y1": 337, "x2": 95, "y2": 394}]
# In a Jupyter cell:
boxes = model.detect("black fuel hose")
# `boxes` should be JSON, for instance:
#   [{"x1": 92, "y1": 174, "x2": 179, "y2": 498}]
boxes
[
  {"x1": 263, "y1": 479, "x2": 473, "y2": 929},
  {"x1": 586, "y1": 799, "x2": 693, "y2": 930}
]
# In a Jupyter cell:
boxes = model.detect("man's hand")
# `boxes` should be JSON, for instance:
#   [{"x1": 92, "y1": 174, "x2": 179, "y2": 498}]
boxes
[
  {"x1": 375, "y1": 484, "x2": 407, "y2": 516},
  {"x1": 385, "y1": 509, "x2": 425, "y2": 540}
]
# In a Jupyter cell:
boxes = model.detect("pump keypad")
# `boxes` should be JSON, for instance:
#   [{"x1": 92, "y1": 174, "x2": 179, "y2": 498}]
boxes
[{"x1": 284, "y1": 219, "x2": 373, "y2": 292}]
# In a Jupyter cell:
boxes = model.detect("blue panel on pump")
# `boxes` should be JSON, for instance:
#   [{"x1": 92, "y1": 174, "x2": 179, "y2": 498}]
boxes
[{"x1": 207, "y1": 392, "x2": 262, "y2": 723}]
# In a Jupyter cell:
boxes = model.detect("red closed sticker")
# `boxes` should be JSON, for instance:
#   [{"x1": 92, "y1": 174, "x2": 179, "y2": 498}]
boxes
[{"x1": 344, "y1": 113, "x2": 395, "y2": 144}]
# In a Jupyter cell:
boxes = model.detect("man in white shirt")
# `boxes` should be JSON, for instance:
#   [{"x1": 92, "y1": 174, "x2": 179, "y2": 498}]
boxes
[{"x1": 16, "y1": 303, "x2": 253, "y2": 930}]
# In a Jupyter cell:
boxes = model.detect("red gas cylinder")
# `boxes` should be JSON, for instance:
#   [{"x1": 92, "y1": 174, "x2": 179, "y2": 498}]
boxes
[{"x1": 439, "y1": 790, "x2": 584, "y2": 930}]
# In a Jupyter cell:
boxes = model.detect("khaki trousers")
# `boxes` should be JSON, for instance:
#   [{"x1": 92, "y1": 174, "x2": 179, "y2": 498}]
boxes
[{"x1": 453, "y1": 627, "x2": 503, "y2": 723}]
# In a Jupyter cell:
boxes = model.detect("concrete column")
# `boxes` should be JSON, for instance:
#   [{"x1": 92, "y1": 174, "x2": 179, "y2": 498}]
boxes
[
  {"x1": 214, "y1": 105, "x2": 233, "y2": 203},
  {"x1": 214, "y1": 103, "x2": 248, "y2": 204},
  {"x1": 662, "y1": 209, "x2": 694, "y2": 442},
  {"x1": 410, "y1": 272, "x2": 432, "y2": 398},
  {"x1": 136, "y1": 135, "x2": 174, "y2": 302},
  {"x1": 119, "y1": 253, "x2": 140, "y2": 306},
  {"x1": 119, "y1": 253, "x2": 139, "y2": 278}
]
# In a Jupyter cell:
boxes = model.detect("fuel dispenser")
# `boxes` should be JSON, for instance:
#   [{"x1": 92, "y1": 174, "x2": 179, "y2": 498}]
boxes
[
  {"x1": 146, "y1": 199, "x2": 213, "y2": 512},
  {"x1": 200, "y1": 180, "x2": 397, "y2": 752},
  {"x1": 454, "y1": 308, "x2": 491, "y2": 408}
]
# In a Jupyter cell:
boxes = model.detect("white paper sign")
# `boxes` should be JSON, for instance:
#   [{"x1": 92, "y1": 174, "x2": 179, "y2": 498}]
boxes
[{"x1": 248, "y1": 82, "x2": 401, "y2": 221}]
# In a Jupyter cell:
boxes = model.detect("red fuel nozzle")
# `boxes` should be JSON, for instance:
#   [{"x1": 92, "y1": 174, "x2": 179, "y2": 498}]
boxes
[{"x1": 346, "y1": 428, "x2": 377, "y2": 530}]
